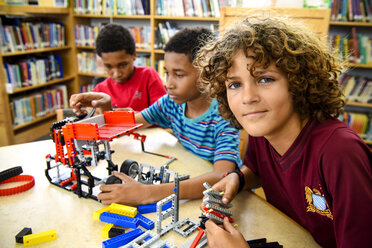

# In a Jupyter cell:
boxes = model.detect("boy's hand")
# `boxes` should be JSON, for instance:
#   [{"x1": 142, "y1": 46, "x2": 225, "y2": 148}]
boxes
[
  {"x1": 205, "y1": 217, "x2": 248, "y2": 248},
  {"x1": 98, "y1": 171, "x2": 148, "y2": 206},
  {"x1": 70, "y1": 92, "x2": 113, "y2": 116},
  {"x1": 211, "y1": 172, "x2": 240, "y2": 205}
]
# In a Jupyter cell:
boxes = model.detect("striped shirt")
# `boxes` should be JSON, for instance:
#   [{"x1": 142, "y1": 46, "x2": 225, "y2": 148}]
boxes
[{"x1": 141, "y1": 94, "x2": 242, "y2": 167}]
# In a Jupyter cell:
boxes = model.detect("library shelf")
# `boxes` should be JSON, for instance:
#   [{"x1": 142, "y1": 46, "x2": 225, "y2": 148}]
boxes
[
  {"x1": 1, "y1": 46, "x2": 71, "y2": 57},
  {"x1": 78, "y1": 72, "x2": 107, "y2": 77},
  {"x1": 13, "y1": 112, "x2": 57, "y2": 131},
  {"x1": 0, "y1": 5, "x2": 77, "y2": 146},
  {"x1": 8, "y1": 76, "x2": 75, "y2": 95}
]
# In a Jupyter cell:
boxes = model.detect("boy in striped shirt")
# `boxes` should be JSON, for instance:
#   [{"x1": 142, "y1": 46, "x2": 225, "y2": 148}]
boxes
[{"x1": 70, "y1": 28, "x2": 242, "y2": 206}]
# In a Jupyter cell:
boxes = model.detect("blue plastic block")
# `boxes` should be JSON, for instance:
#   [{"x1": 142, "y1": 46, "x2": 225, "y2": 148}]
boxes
[
  {"x1": 137, "y1": 201, "x2": 172, "y2": 214},
  {"x1": 135, "y1": 213, "x2": 155, "y2": 230},
  {"x1": 102, "y1": 228, "x2": 145, "y2": 248},
  {"x1": 100, "y1": 212, "x2": 139, "y2": 229}
]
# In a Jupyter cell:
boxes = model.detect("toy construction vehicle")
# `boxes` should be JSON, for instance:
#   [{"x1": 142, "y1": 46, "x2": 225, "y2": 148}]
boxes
[{"x1": 45, "y1": 111, "x2": 178, "y2": 200}]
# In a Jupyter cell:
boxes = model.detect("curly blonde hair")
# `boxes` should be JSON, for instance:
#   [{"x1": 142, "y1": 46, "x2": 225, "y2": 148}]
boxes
[{"x1": 196, "y1": 16, "x2": 345, "y2": 129}]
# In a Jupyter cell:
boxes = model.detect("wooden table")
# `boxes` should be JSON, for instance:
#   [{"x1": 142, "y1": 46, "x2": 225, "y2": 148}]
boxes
[{"x1": 0, "y1": 128, "x2": 320, "y2": 247}]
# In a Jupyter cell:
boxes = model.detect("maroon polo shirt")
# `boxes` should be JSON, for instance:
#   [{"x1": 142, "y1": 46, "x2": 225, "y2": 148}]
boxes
[{"x1": 245, "y1": 119, "x2": 372, "y2": 247}]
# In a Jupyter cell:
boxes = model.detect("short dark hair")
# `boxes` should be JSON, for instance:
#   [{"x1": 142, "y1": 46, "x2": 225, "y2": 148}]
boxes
[
  {"x1": 164, "y1": 27, "x2": 214, "y2": 62},
  {"x1": 96, "y1": 23, "x2": 135, "y2": 56}
]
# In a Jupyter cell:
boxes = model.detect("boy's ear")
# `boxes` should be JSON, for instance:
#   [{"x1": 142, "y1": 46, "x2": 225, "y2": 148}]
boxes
[{"x1": 132, "y1": 51, "x2": 137, "y2": 60}]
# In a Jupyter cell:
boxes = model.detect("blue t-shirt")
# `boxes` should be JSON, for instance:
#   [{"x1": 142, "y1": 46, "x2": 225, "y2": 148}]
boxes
[{"x1": 141, "y1": 94, "x2": 242, "y2": 166}]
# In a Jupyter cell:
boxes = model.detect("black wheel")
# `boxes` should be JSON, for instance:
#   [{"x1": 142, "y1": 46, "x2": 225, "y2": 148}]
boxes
[
  {"x1": 105, "y1": 175, "x2": 122, "y2": 184},
  {"x1": 120, "y1": 159, "x2": 139, "y2": 179}
]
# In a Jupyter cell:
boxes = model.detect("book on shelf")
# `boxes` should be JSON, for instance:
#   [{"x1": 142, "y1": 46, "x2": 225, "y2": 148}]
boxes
[
  {"x1": 10, "y1": 84, "x2": 68, "y2": 126},
  {"x1": 0, "y1": 18, "x2": 65, "y2": 53},
  {"x1": 330, "y1": 30, "x2": 372, "y2": 65},
  {"x1": 3, "y1": 55, "x2": 64, "y2": 93},
  {"x1": 340, "y1": 112, "x2": 371, "y2": 141},
  {"x1": 340, "y1": 74, "x2": 372, "y2": 103},
  {"x1": 331, "y1": 0, "x2": 372, "y2": 22},
  {"x1": 74, "y1": 0, "x2": 149, "y2": 15}
]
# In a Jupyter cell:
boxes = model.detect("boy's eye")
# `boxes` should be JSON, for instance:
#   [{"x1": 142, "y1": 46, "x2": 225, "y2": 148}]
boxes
[
  {"x1": 258, "y1": 77, "x2": 274, "y2": 84},
  {"x1": 227, "y1": 82, "x2": 241, "y2": 89},
  {"x1": 118, "y1": 63, "x2": 127, "y2": 68},
  {"x1": 176, "y1": 74, "x2": 184, "y2": 78}
]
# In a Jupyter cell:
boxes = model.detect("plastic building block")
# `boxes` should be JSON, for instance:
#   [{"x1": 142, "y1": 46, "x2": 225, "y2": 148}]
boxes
[
  {"x1": 102, "y1": 223, "x2": 115, "y2": 238},
  {"x1": 109, "y1": 203, "x2": 137, "y2": 217},
  {"x1": 23, "y1": 229, "x2": 57, "y2": 247},
  {"x1": 122, "y1": 230, "x2": 177, "y2": 248},
  {"x1": 109, "y1": 228, "x2": 126, "y2": 238},
  {"x1": 93, "y1": 206, "x2": 111, "y2": 220},
  {"x1": 138, "y1": 201, "x2": 172, "y2": 214},
  {"x1": 15, "y1": 227, "x2": 32, "y2": 244},
  {"x1": 102, "y1": 223, "x2": 126, "y2": 239},
  {"x1": 135, "y1": 213, "x2": 155, "y2": 230},
  {"x1": 100, "y1": 212, "x2": 139, "y2": 229},
  {"x1": 102, "y1": 228, "x2": 144, "y2": 248}
]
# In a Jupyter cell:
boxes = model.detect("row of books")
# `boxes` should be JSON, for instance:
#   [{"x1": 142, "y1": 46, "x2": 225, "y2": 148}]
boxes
[
  {"x1": 156, "y1": 0, "x2": 226, "y2": 17},
  {"x1": 330, "y1": 28, "x2": 372, "y2": 64},
  {"x1": 74, "y1": 24, "x2": 151, "y2": 49},
  {"x1": 74, "y1": 0, "x2": 150, "y2": 15},
  {"x1": 154, "y1": 21, "x2": 180, "y2": 49},
  {"x1": 77, "y1": 51, "x2": 105, "y2": 74},
  {"x1": 77, "y1": 51, "x2": 151, "y2": 73},
  {"x1": 74, "y1": 24, "x2": 100, "y2": 47},
  {"x1": 340, "y1": 73, "x2": 372, "y2": 103},
  {"x1": 340, "y1": 112, "x2": 372, "y2": 141},
  {"x1": 80, "y1": 83, "x2": 94, "y2": 93},
  {"x1": 10, "y1": 85, "x2": 68, "y2": 126},
  {"x1": 4, "y1": 55, "x2": 64, "y2": 93},
  {"x1": 330, "y1": 0, "x2": 372, "y2": 22},
  {"x1": 0, "y1": 18, "x2": 65, "y2": 54},
  {"x1": 155, "y1": 21, "x2": 217, "y2": 49},
  {"x1": 155, "y1": 59, "x2": 165, "y2": 81}
]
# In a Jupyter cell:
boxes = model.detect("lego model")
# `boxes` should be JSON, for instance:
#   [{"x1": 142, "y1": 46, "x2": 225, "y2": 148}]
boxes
[
  {"x1": 184, "y1": 182, "x2": 235, "y2": 248},
  {"x1": 122, "y1": 230, "x2": 176, "y2": 248},
  {"x1": 156, "y1": 169, "x2": 199, "y2": 238},
  {"x1": 45, "y1": 111, "x2": 176, "y2": 200}
]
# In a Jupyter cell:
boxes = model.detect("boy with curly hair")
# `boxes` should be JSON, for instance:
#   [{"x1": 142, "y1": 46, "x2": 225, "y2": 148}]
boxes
[
  {"x1": 197, "y1": 16, "x2": 372, "y2": 247},
  {"x1": 70, "y1": 28, "x2": 242, "y2": 206},
  {"x1": 92, "y1": 23, "x2": 166, "y2": 112}
]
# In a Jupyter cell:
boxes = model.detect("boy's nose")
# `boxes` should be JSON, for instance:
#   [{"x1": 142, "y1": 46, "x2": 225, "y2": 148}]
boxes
[{"x1": 242, "y1": 85, "x2": 259, "y2": 104}]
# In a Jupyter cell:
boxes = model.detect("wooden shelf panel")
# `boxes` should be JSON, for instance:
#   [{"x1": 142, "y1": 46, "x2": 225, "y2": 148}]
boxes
[
  {"x1": 346, "y1": 101, "x2": 372, "y2": 108},
  {"x1": 0, "y1": 5, "x2": 69, "y2": 15},
  {"x1": 154, "y1": 16, "x2": 218, "y2": 21},
  {"x1": 78, "y1": 72, "x2": 107, "y2": 77},
  {"x1": 330, "y1": 21, "x2": 372, "y2": 27},
  {"x1": 1, "y1": 46, "x2": 71, "y2": 57},
  {"x1": 8, "y1": 76, "x2": 74, "y2": 95},
  {"x1": 347, "y1": 63, "x2": 372, "y2": 69}
]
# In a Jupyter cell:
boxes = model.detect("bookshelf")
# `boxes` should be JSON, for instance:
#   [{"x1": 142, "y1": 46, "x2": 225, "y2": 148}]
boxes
[
  {"x1": 329, "y1": 20, "x2": 372, "y2": 147},
  {"x1": 0, "y1": 5, "x2": 78, "y2": 146}
]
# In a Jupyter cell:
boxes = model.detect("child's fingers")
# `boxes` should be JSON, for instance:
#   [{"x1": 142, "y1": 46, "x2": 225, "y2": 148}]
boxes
[
  {"x1": 222, "y1": 217, "x2": 235, "y2": 233},
  {"x1": 113, "y1": 171, "x2": 136, "y2": 183}
]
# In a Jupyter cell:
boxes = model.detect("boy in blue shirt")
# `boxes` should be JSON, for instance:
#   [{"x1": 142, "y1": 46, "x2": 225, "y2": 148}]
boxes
[{"x1": 70, "y1": 28, "x2": 242, "y2": 206}]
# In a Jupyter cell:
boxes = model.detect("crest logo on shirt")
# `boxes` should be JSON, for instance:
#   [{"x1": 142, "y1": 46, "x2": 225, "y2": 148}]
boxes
[
  {"x1": 305, "y1": 186, "x2": 333, "y2": 220},
  {"x1": 133, "y1": 91, "x2": 142, "y2": 100}
]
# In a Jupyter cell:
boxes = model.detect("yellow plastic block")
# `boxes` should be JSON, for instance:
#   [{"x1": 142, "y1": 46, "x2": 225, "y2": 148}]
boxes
[
  {"x1": 93, "y1": 206, "x2": 111, "y2": 220},
  {"x1": 23, "y1": 229, "x2": 57, "y2": 247},
  {"x1": 109, "y1": 203, "x2": 137, "y2": 217},
  {"x1": 101, "y1": 223, "x2": 114, "y2": 238}
]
